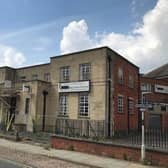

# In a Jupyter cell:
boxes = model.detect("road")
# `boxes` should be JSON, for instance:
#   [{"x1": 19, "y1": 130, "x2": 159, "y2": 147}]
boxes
[{"x1": 0, "y1": 158, "x2": 27, "y2": 168}]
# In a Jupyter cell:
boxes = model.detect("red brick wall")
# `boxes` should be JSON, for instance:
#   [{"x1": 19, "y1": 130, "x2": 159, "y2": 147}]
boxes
[
  {"x1": 140, "y1": 77, "x2": 168, "y2": 128},
  {"x1": 51, "y1": 136, "x2": 168, "y2": 167},
  {"x1": 112, "y1": 56, "x2": 139, "y2": 132},
  {"x1": 162, "y1": 113, "x2": 168, "y2": 129},
  {"x1": 140, "y1": 77, "x2": 168, "y2": 103}
]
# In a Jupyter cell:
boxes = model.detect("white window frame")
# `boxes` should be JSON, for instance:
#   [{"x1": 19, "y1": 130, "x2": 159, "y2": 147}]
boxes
[
  {"x1": 80, "y1": 63, "x2": 91, "y2": 81},
  {"x1": 141, "y1": 83, "x2": 152, "y2": 92},
  {"x1": 118, "y1": 95, "x2": 124, "y2": 113},
  {"x1": 60, "y1": 66, "x2": 70, "y2": 82},
  {"x1": 79, "y1": 93, "x2": 89, "y2": 117},
  {"x1": 59, "y1": 94, "x2": 68, "y2": 115}
]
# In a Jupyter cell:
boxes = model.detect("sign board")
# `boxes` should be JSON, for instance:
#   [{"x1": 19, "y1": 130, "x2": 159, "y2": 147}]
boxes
[
  {"x1": 22, "y1": 84, "x2": 30, "y2": 92},
  {"x1": 155, "y1": 84, "x2": 168, "y2": 94},
  {"x1": 58, "y1": 81, "x2": 90, "y2": 93},
  {"x1": 136, "y1": 104, "x2": 153, "y2": 108}
]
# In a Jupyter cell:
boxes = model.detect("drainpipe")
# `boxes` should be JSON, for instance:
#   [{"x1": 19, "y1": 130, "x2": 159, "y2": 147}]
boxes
[
  {"x1": 42, "y1": 91, "x2": 48, "y2": 131},
  {"x1": 127, "y1": 99, "x2": 130, "y2": 134},
  {"x1": 107, "y1": 56, "x2": 112, "y2": 137}
]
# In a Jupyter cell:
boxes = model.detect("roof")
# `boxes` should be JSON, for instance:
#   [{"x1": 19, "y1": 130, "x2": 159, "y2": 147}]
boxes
[
  {"x1": 51, "y1": 46, "x2": 139, "y2": 69},
  {"x1": 0, "y1": 46, "x2": 139, "y2": 70},
  {"x1": 144, "y1": 63, "x2": 168, "y2": 78}
]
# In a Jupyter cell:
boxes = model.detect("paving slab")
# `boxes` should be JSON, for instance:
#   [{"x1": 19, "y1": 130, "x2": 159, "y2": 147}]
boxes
[{"x1": 0, "y1": 138, "x2": 158, "y2": 168}]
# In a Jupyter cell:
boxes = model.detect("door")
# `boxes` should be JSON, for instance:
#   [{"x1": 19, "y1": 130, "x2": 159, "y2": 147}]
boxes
[{"x1": 148, "y1": 114, "x2": 161, "y2": 129}]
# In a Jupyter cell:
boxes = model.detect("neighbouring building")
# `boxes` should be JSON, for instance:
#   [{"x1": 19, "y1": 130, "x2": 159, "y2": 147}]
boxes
[
  {"x1": 140, "y1": 63, "x2": 168, "y2": 129},
  {"x1": 0, "y1": 47, "x2": 139, "y2": 136}
]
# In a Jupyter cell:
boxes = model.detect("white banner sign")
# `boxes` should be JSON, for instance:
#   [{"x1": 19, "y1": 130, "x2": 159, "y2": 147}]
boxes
[
  {"x1": 155, "y1": 84, "x2": 168, "y2": 94},
  {"x1": 58, "y1": 81, "x2": 90, "y2": 93}
]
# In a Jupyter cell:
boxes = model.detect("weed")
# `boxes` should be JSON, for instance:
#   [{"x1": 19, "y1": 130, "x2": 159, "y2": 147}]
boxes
[
  {"x1": 43, "y1": 144, "x2": 51, "y2": 150},
  {"x1": 123, "y1": 153, "x2": 128, "y2": 160},
  {"x1": 67, "y1": 144, "x2": 74, "y2": 151},
  {"x1": 111, "y1": 154, "x2": 116, "y2": 158}
]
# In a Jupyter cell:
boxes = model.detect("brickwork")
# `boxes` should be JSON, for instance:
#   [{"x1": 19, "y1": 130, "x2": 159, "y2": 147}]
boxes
[
  {"x1": 51, "y1": 135, "x2": 168, "y2": 167},
  {"x1": 112, "y1": 55, "x2": 139, "y2": 132},
  {"x1": 140, "y1": 77, "x2": 168, "y2": 128}
]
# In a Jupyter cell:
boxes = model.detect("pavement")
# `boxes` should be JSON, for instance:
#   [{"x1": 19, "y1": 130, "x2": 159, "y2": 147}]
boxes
[{"x1": 0, "y1": 138, "x2": 158, "y2": 168}]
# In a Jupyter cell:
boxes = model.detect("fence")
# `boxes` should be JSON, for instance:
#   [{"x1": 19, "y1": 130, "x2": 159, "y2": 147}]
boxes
[
  {"x1": 55, "y1": 118, "x2": 168, "y2": 151},
  {"x1": 112, "y1": 128, "x2": 168, "y2": 151},
  {"x1": 55, "y1": 119, "x2": 105, "y2": 138},
  {"x1": 128, "y1": 128, "x2": 168, "y2": 151}
]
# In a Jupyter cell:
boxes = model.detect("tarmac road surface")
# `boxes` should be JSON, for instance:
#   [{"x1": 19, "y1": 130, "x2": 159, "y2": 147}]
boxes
[{"x1": 0, "y1": 158, "x2": 30, "y2": 168}]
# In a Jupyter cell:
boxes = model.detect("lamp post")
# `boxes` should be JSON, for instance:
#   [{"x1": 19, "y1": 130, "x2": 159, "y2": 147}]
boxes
[{"x1": 140, "y1": 91, "x2": 152, "y2": 162}]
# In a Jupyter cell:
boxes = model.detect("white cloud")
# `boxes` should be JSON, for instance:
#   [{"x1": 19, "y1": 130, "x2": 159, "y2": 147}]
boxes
[
  {"x1": 0, "y1": 45, "x2": 26, "y2": 67},
  {"x1": 60, "y1": 20, "x2": 96, "y2": 54},
  {"x1": 60, "y1": 0, "x2": 168, "y2": 72}
]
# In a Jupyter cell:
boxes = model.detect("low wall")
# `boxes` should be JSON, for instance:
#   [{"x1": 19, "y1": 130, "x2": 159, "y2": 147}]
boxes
[{"x1": 51, "y1": 135, "x2": 168, "y2": 167}]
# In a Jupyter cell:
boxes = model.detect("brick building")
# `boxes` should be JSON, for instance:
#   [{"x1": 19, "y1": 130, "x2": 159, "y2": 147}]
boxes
[
  {"x1": 0, "y1": 47, "x2": 139, "y2": 135},
  {"x1": 140, "y1": 64, "x2": 168, "y2": 129}
]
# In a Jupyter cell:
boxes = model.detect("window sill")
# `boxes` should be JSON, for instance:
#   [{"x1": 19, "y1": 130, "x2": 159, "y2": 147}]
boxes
[
  {"x1": 58, "y1": 114, "x2": 69, "y2": 118},
  {"x1": 78, "y1": 116, "x2": 90, "y2": 119},
  {"x1": 117, "y1": 112, "x2": 125, "y2": 115},
  {"x1": 129, "y1": 113, "x2": 135, "y2": 115}
]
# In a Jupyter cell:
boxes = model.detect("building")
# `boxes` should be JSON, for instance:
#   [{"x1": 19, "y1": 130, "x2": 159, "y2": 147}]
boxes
[
  {"x1": 0, "y1": 47, "x2": 139, "y2": 135},
  {"x1": 144, "y1": 63, "x2": 168, "y2": 82},
  {"x1": 140, "y1": 64, "x2": 168, "y2": 129}
]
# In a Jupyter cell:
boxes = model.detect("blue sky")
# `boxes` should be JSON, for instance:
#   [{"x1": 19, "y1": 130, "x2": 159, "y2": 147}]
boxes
[{"x1": 1, "y1": 0, "x2": 167, "y2": 73}]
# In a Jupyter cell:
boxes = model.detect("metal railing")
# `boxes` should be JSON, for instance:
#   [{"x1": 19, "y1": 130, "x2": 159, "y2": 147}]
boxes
[
  {"x1": 55, "y1": 118, "x2": 168, "y2": 151},
  {"x1": 113, "y1": 128, "x2": 168, "y2": 151}
]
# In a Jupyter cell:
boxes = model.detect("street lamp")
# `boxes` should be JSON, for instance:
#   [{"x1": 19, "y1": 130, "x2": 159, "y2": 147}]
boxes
[{"x1": 140, "y1": 91, "x2": 152, "y2": 162}]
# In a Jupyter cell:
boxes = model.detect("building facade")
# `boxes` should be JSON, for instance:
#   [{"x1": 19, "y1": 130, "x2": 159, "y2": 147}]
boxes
[
  {"x1": 140, "y1": 64, "x2": 168, "y2": 129},
  {"x1": 0, "y1": 47, "x2": 139, "y2": 135}
]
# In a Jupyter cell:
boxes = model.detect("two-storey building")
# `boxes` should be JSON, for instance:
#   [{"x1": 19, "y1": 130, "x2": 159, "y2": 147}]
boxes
[{"x1": 0, "y1": 47, "x2": 139, "y2": 136}]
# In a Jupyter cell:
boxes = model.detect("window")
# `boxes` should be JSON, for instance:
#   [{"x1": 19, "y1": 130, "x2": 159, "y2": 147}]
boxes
[
  {"x1": 118, "y1": 67, "x2": 124, "y2": 84},
  {"x1": 59, "y1": 94, "x2": 68, "y2": 115},
  {"x1": 80, "y1": 63, "x2": 91, "y2": 80},
  {"x1": 32, "y1": 74, "x2": 38, "y2": 80},
  {"x1": 141, "y1": 83, "x2": 152, "y2": 92},
  {"x1": 60, "y1": 66, "x2": 70, "y2": 82},
  {"x1": 44, "y1": 73, "x2": 50, "y2": 81},
  {"x1": 25, "y1": 98, "x2": 30, "y2": 114},
  {"x1": 118, "y1": 95, "x2": 124, "y2": 113},
  {"x1": 161, "y1": 105, "x2": 166, "y2": 111},
  {"x1": 128, "y1": 98, "x2": 134, "y2": 114},
  {"x1": 79, "y1": 93, "x2": 89, "y2": 117},
  {"x1": 128, "y1": 74, "x2": 134, "y2": 88}
]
